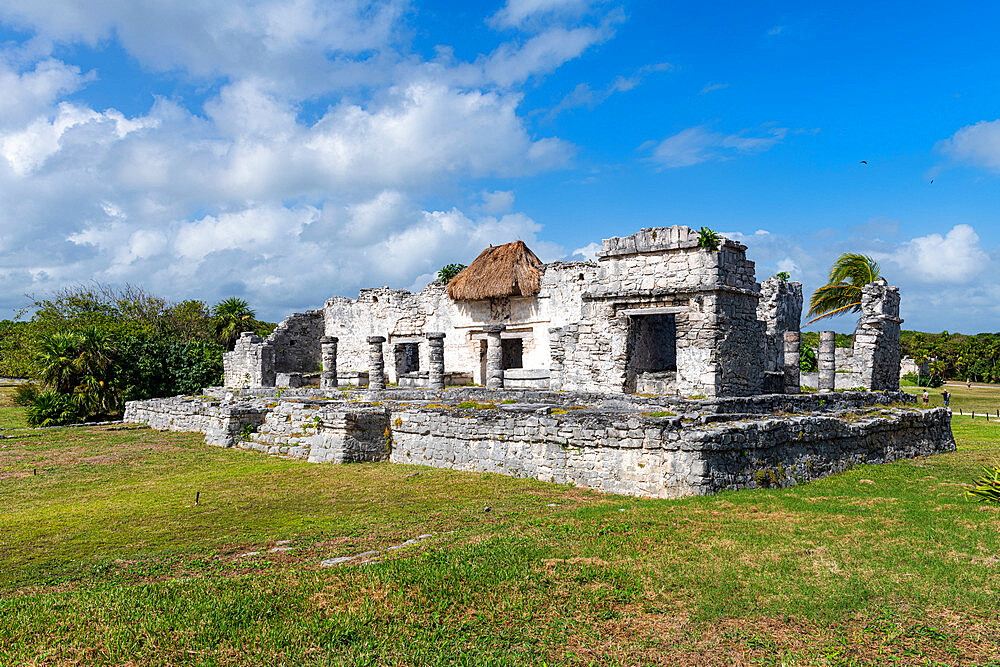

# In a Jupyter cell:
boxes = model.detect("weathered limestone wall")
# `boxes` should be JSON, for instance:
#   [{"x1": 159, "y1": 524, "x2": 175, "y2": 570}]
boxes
[
  {"x1": 854, "y1": 279, "x2": 903, "y2": 391},
  {"x1": 223, "y1": 333, "x2": 275, "y2": 388},
  {"x1": 551, "y1": 227, "x2": 763, "y2": 397},
  {"x1": 125, "y1": 387, "x2": 954, "y2": 500},
  {"x1": 270, "y1": 310, "x2": 325, "y2": 374},
  {"x1": 123, "y1": 397, "x2": 268, "y2": 447},
  {"x1": 757, "y1": 277, "x2": 803, "y2": 374},
  {"x1": 320, "y1": 263, "x2": 597, "y2": 386},
  {"x1": 242, "y1": 401, "x2": 388, "y2": 463},
  {"x1": 388, "y1": 406, "x2": 953, "y2": 498}
]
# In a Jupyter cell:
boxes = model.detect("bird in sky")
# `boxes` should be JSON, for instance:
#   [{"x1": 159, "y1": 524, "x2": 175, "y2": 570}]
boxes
[{"x1": 859, "y1": 160, "x2": 868, "y2": 164}]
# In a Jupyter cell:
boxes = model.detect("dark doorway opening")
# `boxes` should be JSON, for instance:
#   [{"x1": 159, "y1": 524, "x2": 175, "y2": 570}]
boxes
[
  {"x1": 502, "y1": 338, "x2": 523, "y2": 370},
  {"x1": 394, "y1": 342, "x2": 420, "y2": 378},
  {"x1": 625, "y1": 314, "x2": 677, "y2": 392}
]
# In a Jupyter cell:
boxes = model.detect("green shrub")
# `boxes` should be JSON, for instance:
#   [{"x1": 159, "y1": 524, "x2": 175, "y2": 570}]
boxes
[
  {"x1": 437, "y1": 264, "x2": 467, "y2": 284},
  {"x1": 901, "y1": 372, "x2": 943, "y2": 388},
  {"x1": 800, "y1": 345, "x2": 818, "y2": 372},
  {"x1": 697, "y1": 227, "x2": 721, "y2": 251},
  {"x1": 12, "y1": 383, "x2": 40, "y2": 407},
  {"x1": 26, "y1": 391, "x2": 84, "y2": 427},
  {"x1": 964, "y1": 466, "x2": 1000, "y2": 504}
]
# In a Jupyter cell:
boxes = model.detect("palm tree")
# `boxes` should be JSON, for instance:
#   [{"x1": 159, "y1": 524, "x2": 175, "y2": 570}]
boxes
[
  {"x1": 34, "y1": 331, "x2": 82, "y2": 394},
  {"x1": 213, "y1": 297, "x2": 257, "y2": 350},
  {"x1": 807, "y1": 253, "x2": 881, "y2": 324}
]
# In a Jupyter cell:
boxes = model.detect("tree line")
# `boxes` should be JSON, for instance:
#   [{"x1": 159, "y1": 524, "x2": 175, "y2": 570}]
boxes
[{"x1": 0, "y1": 285, "x2": 273, "y2": 426}]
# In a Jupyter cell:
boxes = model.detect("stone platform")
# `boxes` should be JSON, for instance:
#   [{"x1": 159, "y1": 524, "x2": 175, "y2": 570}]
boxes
[{"x1": 124, "y1": 387, "x2": 955, "y2": 499}]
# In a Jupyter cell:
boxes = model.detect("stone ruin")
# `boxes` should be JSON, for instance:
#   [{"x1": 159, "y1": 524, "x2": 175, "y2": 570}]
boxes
[{"x1": 126, "y1": 225, "x2": 954, "y2": 498}]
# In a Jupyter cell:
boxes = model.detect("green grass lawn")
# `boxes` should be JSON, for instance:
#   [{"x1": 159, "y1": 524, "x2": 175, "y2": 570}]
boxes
[
  {"x1": 902, "y1": 380, "x2": 1000, "y2": 416},
  {"x1": 1, "y1": 386, "x2": 999, "y2": 665}
]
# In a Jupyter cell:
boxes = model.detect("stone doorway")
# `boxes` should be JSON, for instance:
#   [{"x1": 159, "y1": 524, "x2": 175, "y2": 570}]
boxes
[
  {"x1": 394, "y1": 342, "x2": 420, "y2": 379},
  {"x1": 502, "y1": 338, "x2": 523, "y2": 369},
  {"x1": 625, "y1": 314, "x2": 677, "y2": 394}
]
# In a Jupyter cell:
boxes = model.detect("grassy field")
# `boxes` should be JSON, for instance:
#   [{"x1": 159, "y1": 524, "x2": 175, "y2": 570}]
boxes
[
  {"x1": 903, "y1": 381, "x2": 1000, "y2": 417},
  {"x1": 1, "y1": 384, "x2": 999, "y2": 665}
]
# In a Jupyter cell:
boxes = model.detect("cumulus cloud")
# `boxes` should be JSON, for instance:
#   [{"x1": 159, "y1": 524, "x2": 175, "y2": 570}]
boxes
[
  {"x1": 643, "y1": 125, "x2": 789, "y2": 168},
  {"x1": 0, "y1": 0, "x2": 406, "y2": 96},
  {"x1": 479, "y1": 190, "x2": 515, "y2": 215},
  {"x1": 938, "y1": 119, "x2": 1000, "y2": 171},
  {"x1": 886, "y1": 224, "x2": 990, "y2": 284},
  {"x1": 0, "y1": 0, "x2": 618, "y2": 319}
]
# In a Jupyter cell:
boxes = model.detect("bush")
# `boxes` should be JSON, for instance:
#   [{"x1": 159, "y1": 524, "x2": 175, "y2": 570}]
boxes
[
  {"x1": 12, "y1": 383, "x2": 40, "y2": 406},
  {"x1": 115, "y1": 336, "x2": 224, "y2": 401},
  {"x1": 799, "y1": 346, "x2": 818, "y2": 372},
  {"x1": 26, "y1": 391, "x2": 84, "y2": 427},
  {"x1": 901, "y1": 372, "x2": 943, "y2": 388}
]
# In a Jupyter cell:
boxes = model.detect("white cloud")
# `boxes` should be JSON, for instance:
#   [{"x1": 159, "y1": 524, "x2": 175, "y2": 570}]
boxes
[
  {"x1": 0, "y1": 0, "x2": 406, "y2": 97},
  {"x1": 571, "y1": 241, "x2": 601, "y2": 261},
  {"x1": 938, "y1": 119, "x2": 1000, "y2": 171},
  {"x1": 887, "y1": 224, "x2": 989, "y2": 284},
  {"x1": 0, "y1": 0, "x2": 618, "y2": 319},
  {"x1": 644, "y1": 125, "x2": 789, "y2": 168},
  {"x1": 490, "y1": 0, "x2": 597, "y2": 29},
  {"x1": 480, "y1": 190, "x2": 515, "y2": 215},
  {"x1": 766, "y1": 25, "x2": 785, "y2": 37},
  {"x1": 548, "y1": 62, "x2": 672, "y2": 117},
  {"x1": 484, "y1": 25, "x2": 610, "y2": 87}
]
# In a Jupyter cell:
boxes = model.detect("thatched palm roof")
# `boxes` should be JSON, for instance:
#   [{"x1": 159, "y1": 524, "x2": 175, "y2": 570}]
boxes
[{"x1": 446, "y1": 240, "x2": 543, "y2": 301}]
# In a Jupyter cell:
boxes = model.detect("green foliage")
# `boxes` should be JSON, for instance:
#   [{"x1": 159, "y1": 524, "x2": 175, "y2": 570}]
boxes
[
  {"x1": 212, "y1": 297, "x2": 258, "y2": 351},
  {"x1": 799, "y1": 345, "x2": 818, "y2": 372},
  {"x1": 902, "y1": 372, "x2": 943, "y2": 388},
  {"x1": 800, "y1": 331, "x2": 854, "y2": 350},
  {"x1": 901, "y1": 330, "x2": 1000, "y2": 383},
  {"x1": 437, "y1": 264, "x2": 467, "y2": 285},
  {"x1": 808, "y1": 253, "x2": 881, "y2": 324},
  {"x1": 3, "y1": 284, "x2": 257, "y2": 423},
  {"x1": 114, "y1": 336, "x2": 224, "y2": 401},
  {"x1": 696, "y1": 227, "x2": 721, "y2": 251},
  {"x1": 0, "y1": 320, "x2": 33, "y2": 377},
  {"x1": 12, "y1": 383, "x2": 39, "y2": 407},
  {"x1": 25, "y1": 390, "x2": 83, "y2": 427},
  {"x1": 775, "y1": 271, "x2": 790, "y2": 281},
  {"x1": 964, "y1": 465, "x2": 1000, "y2": 503}
]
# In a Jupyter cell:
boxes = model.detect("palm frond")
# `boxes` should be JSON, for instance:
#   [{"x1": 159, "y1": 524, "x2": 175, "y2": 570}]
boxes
[{"x1": 807, "y1": 253, "x2": 881, "y2": 323}]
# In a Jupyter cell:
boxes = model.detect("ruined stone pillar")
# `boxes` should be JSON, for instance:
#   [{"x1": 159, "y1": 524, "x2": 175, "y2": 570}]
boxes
[
  {"x1": 320, "y1": 336, "x2": 338, "y2": 390},
  {"x1": 783, "y1": 331, "x2": 801, "y2": 394},
  {"x1": 483, "y1": 325, "x2": 505, "y2": 390},
  {"x1": 426, "y1": 332, "x2": 446, "y2": 390},
  {"x1": 367, "y1": 336, "x2": 386, "y2": 390},
  {"x1": 818, "y1": 331, "x2": 836, "y2": 393}
]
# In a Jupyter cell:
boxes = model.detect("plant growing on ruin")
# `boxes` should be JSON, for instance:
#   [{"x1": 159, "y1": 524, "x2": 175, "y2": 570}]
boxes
[
  {"x1": 807, "y1": 253, "x2": 881, "y2": 324},
  {"x1": 964, "y1": 465, "x2": 1000, "y2": 504},
  {"x1": 436, "y1": 264, "x2": 467, "y2": 285},
  {"x1": 696, "y1": 227, "x2": 721, "y2": 251},
  {"x1": 775, "y1": 271, "x2": 790, "y2": 281}
]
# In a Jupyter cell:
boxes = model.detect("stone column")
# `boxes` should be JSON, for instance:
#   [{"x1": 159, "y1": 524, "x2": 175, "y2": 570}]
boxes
[
  {"x1": 783, "y1": 331, "x2": 800, "y2": 394},
  {"x1": 426, "y1": 332, "x2": 446, "y2": 390},
  {"x1": 320, "y1": 336, "x2": 339, "y2": 390},
  {"x1": 367, "y1": 336, "x2": 386, "y2": 390},
  {"x1": 818, "y1": 330, "x2": 836, "y2": 393},
  {"x1": 483, "y1": 325, "x2": 505, "y2": 390}
]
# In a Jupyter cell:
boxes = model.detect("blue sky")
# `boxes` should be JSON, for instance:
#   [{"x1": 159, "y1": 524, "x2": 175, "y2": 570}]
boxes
[{"x1": 0, "y1": 1, "x2": 998, "y2": 333}]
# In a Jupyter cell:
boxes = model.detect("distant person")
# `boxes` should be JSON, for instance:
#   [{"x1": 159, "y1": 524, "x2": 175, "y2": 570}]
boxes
[
  {"x1": 921, "y1": 390, "x2": 929, "y2": 406},
  {"x1": 967, "y1": 379, "x2": 972, "y2": 389},
  {"x1": 941, "y1": 390, "x2": 951, "y2": 408}
]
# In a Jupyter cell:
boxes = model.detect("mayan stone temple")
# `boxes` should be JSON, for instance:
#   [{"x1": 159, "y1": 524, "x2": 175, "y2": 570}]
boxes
[{"x1": 125, "y1": 226, "x2": 954, "y2": 498}]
